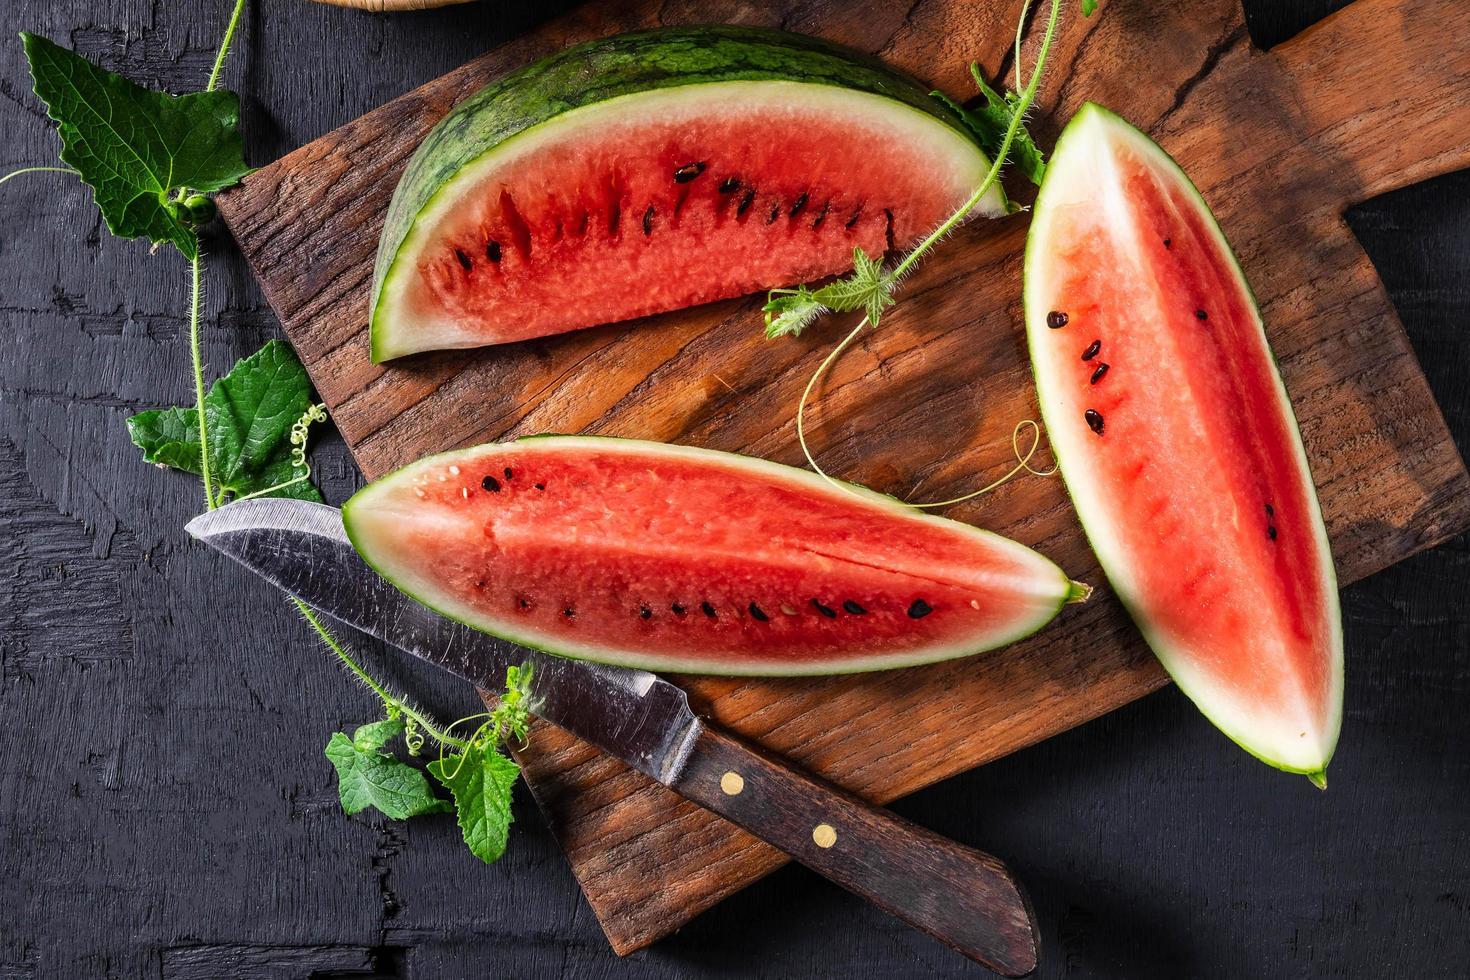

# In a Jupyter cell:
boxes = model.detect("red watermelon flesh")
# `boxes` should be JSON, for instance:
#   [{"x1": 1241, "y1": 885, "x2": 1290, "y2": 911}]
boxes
[
  {"x1": 344, "y1": 437, "x2": 1084, "y2": 675},
  {"x1": 376, "y1": 84, "x2": 993, "y2": 359},
  {"x1": 1025, "y1": 104, "x2": 1342, "y2": 781},
  {"x1": 370, "y1": 27, "x2": 1003, "y2": 362},
  {"x1": 398, "y1": 95, "x2": 974, "y2": 350}
]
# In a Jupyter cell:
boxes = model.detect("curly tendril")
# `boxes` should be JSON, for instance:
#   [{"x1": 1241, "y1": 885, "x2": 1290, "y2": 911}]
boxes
[
  {"x1": 233, "y1": 402, "x2": 329, "y2": 503},
  {"x1": 787, "y1": 0, "x2": 1067, "y2": 511}
]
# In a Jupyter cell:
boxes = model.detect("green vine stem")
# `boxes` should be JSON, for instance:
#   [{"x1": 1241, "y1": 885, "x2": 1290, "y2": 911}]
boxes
[
  {"x1": 294, "y1": 598, "x2": 468, "y2": 751},
  {"x1": 191, "y1": 0, "x2": 251, "y2": 512},
  {"x1": 0, "y1": 165, "x2": 77, "y2": 185},
  {"x1": 794, "y1": 315, "x2": 868, "y2": 483},
  {"x1": 889, "y1": 0, "x2": 1058, "y2": 284},
  {"x1": 206, "y1": 0, "x2": 248, "y2": 93},
  {"x1": 189, "y1": 254, "x2": 219, "y2": 511},
  {"x1": 794, "y1": 0, "x2": 1063, "y2": 502}
]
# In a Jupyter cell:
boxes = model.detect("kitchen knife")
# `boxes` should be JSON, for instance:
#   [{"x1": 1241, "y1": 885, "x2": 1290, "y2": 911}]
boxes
[{"x1": 187, "y1": 498, "x2": 1039, "y2": 976}]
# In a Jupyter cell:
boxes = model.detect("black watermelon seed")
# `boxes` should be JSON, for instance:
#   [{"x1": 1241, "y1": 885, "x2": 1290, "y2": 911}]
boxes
[
  {"x1": 812, "y1": 200, "x2": 831, "y2": 228},
  {"x1": 1085, "y1": 409, "x2": 1105, "y2": 435},
  {"x1": 1090, "y1": 362, "x2": 1110, "y2": 385},
  {"x1": 767, "y1": 202, "x2": 781, "y2": 224},
  {"x1": 563, "y1": 607, "x2": 575, "y2": 618},
  {"x1": 1267, "y1": 525, "x2": 1278, "y2": 541},
  {"x1": 737, "y1": 188, "x2": 756, "y2": 217},
  {"x1": 789, "y1": 193, "x2": 808, "y2": 218},
  {"x1": 481, "y1": 475, "x2": 501, "y2": 492},
  {"x1": 642, "y1": 205, "x2": 655, "y2": 236},
  {"x1": 518, "y1": 597, "x2": 530, "y2": 609},
  {"x1": 503, "y1": 467, "x2": 513, "y2": 480},
  {"x1": 1195, "y1": 309, "x2": 1209, "y2": 321},
  {"x1": 673, "y1": 162, "x2": 706, "y2": 183},
  {"x1": 534, "y1": 482, "x2": 545, "y2": 491},
  {"x1": 748, "y1": 602, "x2": 770, "y2": 622},
  {"x1": 454, "y1": 248, "x2": 472, "y2": 271},
  {"x1": 671, "y1": 603, "x2": 686, "y2": 616},
  {"x1": 640, "y1": 606, "x2": 652, "y2": 620},
  {"x1": 702, "y1": 601, "x2": 718, "y2": 618},
  {"x1": 811, "y1": 599, "x2": 837, "y2": 619},
  {"x1": 718, "y1": 177, "x2": 741, "y2": 194},
  {"x1": 845, "y1": 208, "x2": 863, "y2": 229},
  {"x1": 1082, "y1": 340, "x2": 1101, "y2": 361},
  {"x1": 1265, "y1": 503, "x2": 1274, "y2": 516},
  {"x1": 1047, "y1": 310, "x2": 1069, "y2": 329},
  {"x1": 486, "y1": 240, "x2": 502, "y2": 263},
  {"x1": 907, "y1": 599, "x2": 933, "y2": 619},
  {"x1": 1163, "y1": 237, "x2": 1172, "y2": 249},
  {"x1": 842, "y1": 600, "x2": 867, "y2": 615}
]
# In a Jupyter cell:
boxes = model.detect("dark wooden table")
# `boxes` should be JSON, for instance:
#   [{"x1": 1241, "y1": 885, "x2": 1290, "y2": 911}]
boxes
[{"x1": 2, "y1": 1, "x2": 1466, "y2": 977}]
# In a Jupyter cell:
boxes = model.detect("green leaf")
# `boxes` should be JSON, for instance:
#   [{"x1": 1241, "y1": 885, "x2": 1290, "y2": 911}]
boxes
[
  {"x1": 864, "y1": 287, "x2": 897, "y2": 328},
  {"x1": 428, "y1": 745, "x2": 520, "y2": 864},
  {"x1": 206, "y1": 340, "x2": 319, "y2": 498},
  {"x1": 21, "y1": 33, "x2": 250, "y2": 259},
  {"x1": 809, "y1": 276, "x2": 874, "y2": 313},
  {"x1": 1082, "y1": 0, "x2": 1098, "y2": 15},
  {"x1": 809, "y1": 247, "x2": 895, "y2": 325},
  {"x1": 126, "y1": 340, "x2": 323, "y2": 502},
  {"x1": 126, "y1": 406, "x2": 202, "y2": 474},
  {"x1": 763, "y1": 286, "x2": 828, "y2": 339},
  {"x1": 489, "y1": 663, "x2": 534, "y2": 745},
  {"x1": 325, "y1": 730, "x2": 451, "y2": 820},
  {"x1": 814, "y1": 251, "x2": 878, "y2": 309},
  {"x1": 764, "y1": 246, "x2": 898, "y2": 337},
  {"x1": 352, "y1": 718, "x2": 406, "y2": 753},
  {"x1": 850, "y1": 246, "x2": 884, "y2": 286},
  {"x1": 931, "y1": 64, "x2": 1048, "y2": 187},
  {"x1": 249, "y1": 452, "x2": 325, "y2": 502}
]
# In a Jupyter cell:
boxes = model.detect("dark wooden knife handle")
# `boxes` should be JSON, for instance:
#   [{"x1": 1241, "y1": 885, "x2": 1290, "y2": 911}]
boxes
[{"x1": 673, "y1": 725, "x2": 1038, "y2": 977}]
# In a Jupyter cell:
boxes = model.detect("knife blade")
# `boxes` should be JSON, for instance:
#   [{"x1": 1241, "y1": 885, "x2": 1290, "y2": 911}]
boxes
[
  {"x1": 188, "y1": 497, "x2": 1038, "y2": 977},
  {"x1": 186, "y1": 497, "x2": 701, "y2": 785}
]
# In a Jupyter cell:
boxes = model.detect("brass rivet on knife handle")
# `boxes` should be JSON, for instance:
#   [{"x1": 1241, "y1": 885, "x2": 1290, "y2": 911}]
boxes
[{"x1": 675, "y1": 726, "x2": 1039, "y2": 977}]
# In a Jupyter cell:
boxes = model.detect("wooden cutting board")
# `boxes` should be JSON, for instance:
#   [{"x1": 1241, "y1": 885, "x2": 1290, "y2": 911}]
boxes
[{"x1": 218, "y1": 0, "x2": 1470, "y2": 955}]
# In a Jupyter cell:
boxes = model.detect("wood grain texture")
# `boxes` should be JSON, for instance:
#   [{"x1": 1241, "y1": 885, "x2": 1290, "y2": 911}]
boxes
[{"x1": 212, "y1": 0, "x2": 1470, "y2": 958}]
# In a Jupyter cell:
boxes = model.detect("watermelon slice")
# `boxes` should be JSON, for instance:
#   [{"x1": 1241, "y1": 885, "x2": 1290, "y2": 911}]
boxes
[
  {"x1": 1025, "y1": 104, "x2": 1343, "y2": 783},
  {"x1": 343, "y1": 437, "x2": 1086, "y2": 675},
  {"x1": 371, "y1": 27, "x2": 1003, "y2": 361}
]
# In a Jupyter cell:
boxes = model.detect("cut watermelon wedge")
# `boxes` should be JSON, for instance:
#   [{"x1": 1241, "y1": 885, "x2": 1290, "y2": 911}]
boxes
[
  {"x1": 371, "y1": 27, "x2": 1002, "y2": 361},
  {"x1": 343, "y1": 437, "x2": 1085, "y2": 676},
  {"x1": 1025, "y1": 104, "x2": 1343, "y2": 783}
]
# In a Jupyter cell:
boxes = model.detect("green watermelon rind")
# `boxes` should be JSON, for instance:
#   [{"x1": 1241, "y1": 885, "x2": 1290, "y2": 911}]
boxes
[
  {"x1": 371, "y1": 26, "x2": 1003, "y2": 362},
  {"x1": 343, "y1": 434, "x2": 1080, "y2": 677},
  {"x1": 1023, "y1": 102, "x2": 1343, "y2": 783}
]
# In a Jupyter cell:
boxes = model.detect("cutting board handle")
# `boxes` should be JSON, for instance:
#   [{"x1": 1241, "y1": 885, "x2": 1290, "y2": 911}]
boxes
[
  {"x1": 674, "y1": 725, "x2": 1039, "y2": 977},
  {"x1": 1270, "y1": 0, "x2": 1470, "y2": 206}
]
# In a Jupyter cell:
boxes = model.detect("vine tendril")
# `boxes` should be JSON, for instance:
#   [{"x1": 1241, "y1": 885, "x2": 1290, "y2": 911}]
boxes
[
  {"x1": 789, "y1": 0, "x2": 1066, "y2": 511},
  {"x1": 231, "y1": 402, "x2": 328, "y2": 502}
]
